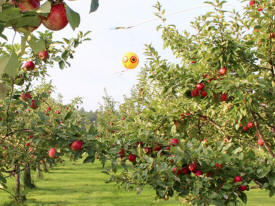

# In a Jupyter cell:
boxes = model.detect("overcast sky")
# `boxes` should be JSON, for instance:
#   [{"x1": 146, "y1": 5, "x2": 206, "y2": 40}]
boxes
[{"x1": 5, "y1": 0, "x2": 242, "y2": 111}]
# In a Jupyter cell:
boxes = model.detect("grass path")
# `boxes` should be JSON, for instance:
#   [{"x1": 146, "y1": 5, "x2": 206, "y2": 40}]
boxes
[{"x1": 0, "y1": 160, "x2": 274, "y2": 206}]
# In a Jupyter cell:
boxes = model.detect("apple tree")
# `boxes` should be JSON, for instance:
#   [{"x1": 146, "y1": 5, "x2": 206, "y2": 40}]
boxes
[{"x1": 97, "y1": 0, "x2": 275, "y2": 205}]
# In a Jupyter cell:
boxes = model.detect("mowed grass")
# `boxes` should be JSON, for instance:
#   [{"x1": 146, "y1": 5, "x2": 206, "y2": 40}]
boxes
[{"x1": 0, "y1": 160, "x2": 274, "y2": 206}]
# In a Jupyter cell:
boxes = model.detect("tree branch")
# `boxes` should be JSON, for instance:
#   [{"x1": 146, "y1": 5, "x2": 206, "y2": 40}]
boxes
[
  {"x1": 252, "y1": 112, "x2": 275, "y2": 158},
  {"x1": 199, "y1": 115, "x2": 229, "y2": 139}
]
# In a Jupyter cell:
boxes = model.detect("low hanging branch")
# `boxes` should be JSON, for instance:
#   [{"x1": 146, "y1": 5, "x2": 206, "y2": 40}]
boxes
[{"x1": 252, "y1": 112, "x2": 275, "y2": 158}]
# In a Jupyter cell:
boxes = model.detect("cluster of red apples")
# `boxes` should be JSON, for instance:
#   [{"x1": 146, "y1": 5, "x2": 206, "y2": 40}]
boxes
[
  {"x1": 10, "y1": 0, "x2": 69, "y2": 31},
  {"x1": 48, "y1": 140, "x2": 83, "y2": 158},
  {"x1": 191, "y1": 67, "x2": 228, "y2": 102},
  {"x1": 249, "y1": 0, "x2": 263, "y2": 11}
]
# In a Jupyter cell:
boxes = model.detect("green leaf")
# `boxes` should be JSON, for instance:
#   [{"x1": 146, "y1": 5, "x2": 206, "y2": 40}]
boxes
[
  {"x1": 90, "y1": 0, "x2": 99, "y2": 13},
  {"x1": 0, "y1": 7, "x2": 21, "y2": 22},
  {"x1": 12, "y1": 15, "x2": 41, "y2": 28},
  {"x1": 38, "y1": 112, "x2": 49, "y2": 122},
  {"x1": 238, "y1": 192, "x2": 247, "y2": 204},
  {"x1": 268, "y1": 174, "x2": 275, "y2": 187},
  {"x1": 64, "y1": 111, "x2": 73, "y2": 120},
  {"x1": 26, "y1": 34, "x2": 45, "y2": 53},
  {"x1": 65, "y1": 3, "x2": 80, "y2": 30},
  {"x1": 58, "y1": 60, "x2": 65, "y2": 69},
  {"x1": 88, "y1": 124, "x2": 96, "y2": 135},
  {"x1": 83, "y1": 155, "x2": 95, "y2": 164},
  {"x1": 36, "y1": 1, "x2": 51, "y2": 14},
  {"x1": 0, "y1": 52, "x2": 19, "y2": 78},
  {"x1": 0, "y1": 82, "x2": 8, "y2": 99},
  {"x1": 0, "y1": 23, "x2": 7, "y2": 40}
]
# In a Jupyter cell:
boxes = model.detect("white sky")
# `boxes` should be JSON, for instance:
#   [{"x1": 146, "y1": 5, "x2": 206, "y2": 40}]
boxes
[{"x1": 4, "y1": 0, "x2": 242, "y2": 111}]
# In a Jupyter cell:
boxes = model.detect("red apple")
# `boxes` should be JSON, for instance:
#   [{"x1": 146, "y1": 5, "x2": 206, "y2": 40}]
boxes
[
  {"x1": 25, "y1": 142, "x2": 30, "y2": 147},
  {"x1": 195, "y1": 170, "x2": 203, "y2": 176},
  {"x1": 191, "y1": 61, "x2": 196, "y2": 64},
  {"x1": 243, "y1": 126, "x2": 248, "y2": 131},
  {"x1": 270, "y1": 32, "x2": 275, "y2": 39},
  {"x1": 173, "y1": 167, "x2": 181, "y2": 175},
  {"x1": 188, "y1": 163, "x2": 197, "y2": 172},
  {"x1": 38, "y1": 50, "x2": 49, "y2": 61},
  {"x1": 143, "y1": 147, "x2": 152, "y2": 154},
  {"x1": 170, "y1": 138, "x2": 179, "y2": 146},
  {"x1": 239, "y1": 185, "x2": 248, "y2": 191},
  {"x1": 28, "y1": 135, "x2": 34, "y2": 139},
  {"x1": 220, "y1": 93, "x2": 228, "y2": 102},
  {"x1": 196, "y1": 83, "x2": 204, "y2": 90},
  {"x1": 201, "y1": 90, "x2": 207, "y2": 98},
  {"x1": 153, "y1": 144, "x2": 162, "y2": 152},
  {"x1": 21, "y1": 92, "x2": 32, "y2": 101},
  {"x1": 56, "y1": 110, "x2": 60, "y2": 114},
  {"x1": 249, "y1": 1, "x2": 255, "y2": 6},
  {"x1": 42, "y1": 3, "x2": 68, "y2": 31},
  {"x1": 247, "y1": 122, "x2": 254, "y2": 129},
  {"x1": 128, "y1": 154, "x2": 136, "y2": 162},
  {"x1": 118, "y1": 149, "x2": 125, "y2": 158},
  {"x1": 258, "y1": 6, "x2": 263, "y2": 11},
  {"x1": 24, "y1": 61, "x2": 35, "y2": 71},
  {"x1": 258, "y1": 138, "x2": 264, "y2": 146},
  {"x1": 30, "y1": 100, "x2": 38, "y2": 109},
  {"x1": 181, "y1": 167, "x2": 190, "y2": 174},
  {"x1": 18, "y1": 0, "x2": 40, "y2": 12},
  {"x1": 234, "y1": 176, "x2": 242, "y2": 183},
  {"x1": 219, "y1": 67, "x2": 227, "y2": 75},
  {"x1": 191, "y1": 88, "x2": 199, "y2": 97},
  {"x1": 215, "y1": 163, "x2": 223, "y2": 169},
  {"x1": 48, "y1": 148, "x2": 56, "y2": 158},
  {"x1": 71, "y1": 140, "x2": 83, "y2": 151}
]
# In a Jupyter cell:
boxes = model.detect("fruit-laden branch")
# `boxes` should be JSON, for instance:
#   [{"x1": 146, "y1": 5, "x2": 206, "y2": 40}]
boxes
[
  {"x1": 252, "y1": 112, "x2": 275, "y2": 158},
  {"x1": 2, "y1": 167, "x2": 26, "y2": 179}
]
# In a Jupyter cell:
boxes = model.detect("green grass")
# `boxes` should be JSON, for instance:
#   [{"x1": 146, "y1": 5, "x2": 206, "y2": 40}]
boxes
[{"x1": 0, "y1": 160, "x2": 274, "y2": 206}]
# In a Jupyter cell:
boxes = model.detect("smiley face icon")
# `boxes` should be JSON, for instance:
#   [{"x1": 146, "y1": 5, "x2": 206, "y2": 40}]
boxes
[{"x1": 122, "y1": 52, "x2": 139, "y2": 69}]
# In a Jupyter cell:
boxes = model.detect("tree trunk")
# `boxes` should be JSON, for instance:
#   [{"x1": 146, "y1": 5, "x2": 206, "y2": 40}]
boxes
[
  {"x1": 23, "y1": 163, "x2": 35, "y2": 189},
  {"x1": 14, "y1": 164, "x2": 21, "y2": 201},
  {"x1": 36, "y1": 162, "x2": 43, "y2": 179},
  {"x1": 42, "y1": 161, "x2": 49, "y2": 172},
  {"x1": 49, "y1": 160, "x2": 53, "y2": 168}
]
